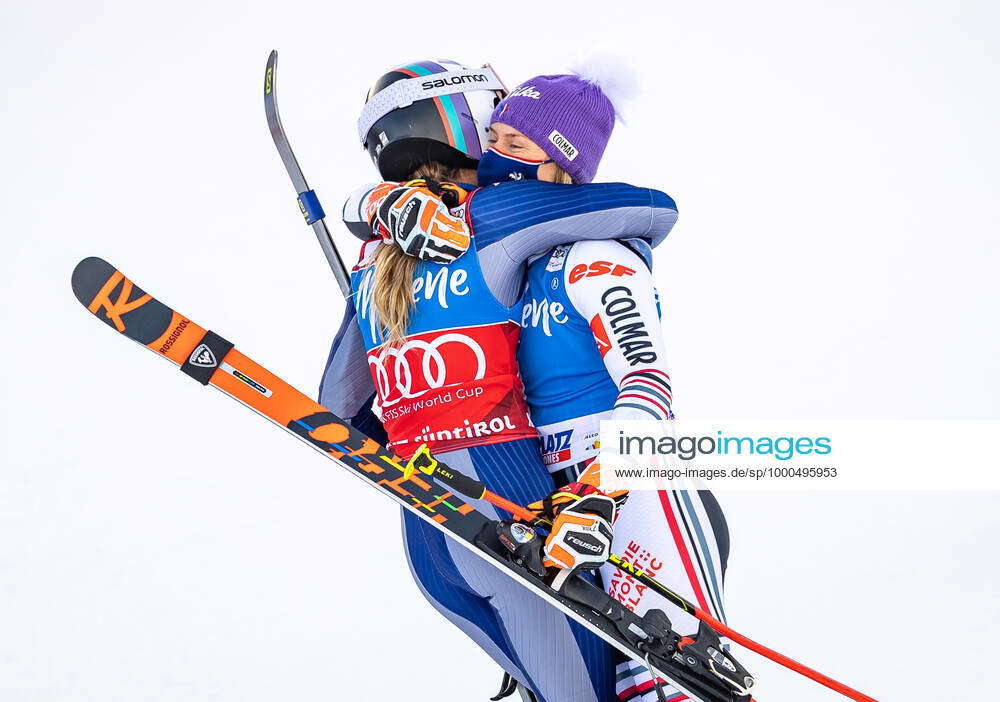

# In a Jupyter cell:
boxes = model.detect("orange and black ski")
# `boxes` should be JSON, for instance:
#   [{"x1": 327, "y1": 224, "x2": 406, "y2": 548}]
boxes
[
  {"x1": 71, "y1": 256, "x2": 754, "y2": 702},
  {"x1": 70, "y1": 256, "x2": 492, "y2": 536}
]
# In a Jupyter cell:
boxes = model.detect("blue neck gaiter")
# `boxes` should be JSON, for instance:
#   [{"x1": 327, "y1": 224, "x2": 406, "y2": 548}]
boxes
[{"x1": 477, "y1": 148, "x2": 553, "y2": 187}]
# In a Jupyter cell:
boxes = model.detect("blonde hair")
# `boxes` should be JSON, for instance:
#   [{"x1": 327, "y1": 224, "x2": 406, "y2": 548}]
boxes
[
  {"x1": 372, "y1": 162, "x2": 455, "y2": 343},
  {"x1": 551, "y1": 166, "x2": 573, "y2": 184},
  {"x1": 371, "y1": 162, "x2": 573, "y2": 343}
]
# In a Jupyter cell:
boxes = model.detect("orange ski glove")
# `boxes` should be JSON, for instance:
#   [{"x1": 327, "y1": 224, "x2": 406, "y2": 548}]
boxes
[{"x1": 365, "y1": 179, "x2": 471, "y2": 264}]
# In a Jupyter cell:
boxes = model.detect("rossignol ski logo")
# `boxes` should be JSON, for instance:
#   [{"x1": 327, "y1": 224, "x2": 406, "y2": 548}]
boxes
[
  {"x1": 189, "y1": 344, "x2": 218, "y2": 368},
  {"x1": 601, "y1": 286, "x2": 657, "y2": 365},
  {"x1": 158, "y1": 319, "x2": 190, "y2": 353},
  {"x1": 548, "y1": 130, "x2": 578, "y2": 161},
  {"x1": 420, "y1": 73, "x2": 489, "y2": 90},
  {"x1": 87, "y1": 271, "x2": 151, "y2": 333}
]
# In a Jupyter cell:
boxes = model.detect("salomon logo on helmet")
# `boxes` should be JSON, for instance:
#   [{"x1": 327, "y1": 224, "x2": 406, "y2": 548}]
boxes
[
  {"x1": 421, "y1": 74, "x2": 489, "y2": 90},
  {"x1": 358, "y1": 60, "x2": 508, "y2": 181}
]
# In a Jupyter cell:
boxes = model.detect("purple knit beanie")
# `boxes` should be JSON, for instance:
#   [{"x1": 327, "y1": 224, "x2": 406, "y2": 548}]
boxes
[{"x1": 490, "y1": 71, "x2": 620, "y2": 184}]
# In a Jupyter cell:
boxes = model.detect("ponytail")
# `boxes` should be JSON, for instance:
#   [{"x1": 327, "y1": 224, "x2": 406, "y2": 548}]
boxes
[
  {"x1": 371, "y1": 246, "x2": 419, "y2": 344},
  {"x1": 371, "y1": 162, "x2": 462, "y2": 343}
]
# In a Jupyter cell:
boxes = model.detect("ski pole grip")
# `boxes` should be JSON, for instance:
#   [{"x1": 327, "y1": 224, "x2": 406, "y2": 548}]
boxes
[
  {"x1": 403, "y1": 445, "x2": 486, "y2": 498},
  {"x1": 433, "y1": 464, "x2": 487, "y2": 499},
  {"x1": 402, "y1": 445, "x2": 538, "y2": 522}
]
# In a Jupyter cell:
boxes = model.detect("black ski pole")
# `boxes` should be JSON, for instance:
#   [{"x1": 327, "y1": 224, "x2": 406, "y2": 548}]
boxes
[{"x1": 264, "y1": 50, "x2": 351, "y2": 296}]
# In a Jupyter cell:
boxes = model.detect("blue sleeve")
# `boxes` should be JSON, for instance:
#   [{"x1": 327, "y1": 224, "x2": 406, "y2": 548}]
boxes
[
  {"x1": 467, "y1": 181, "x2": 678, "y2": 259},
  {"x1": 621, "y1": 237, "x2": 654, "y2": 270},
  {"x1": 317, "y1": 297, "x2": 381, "y2": 424}
]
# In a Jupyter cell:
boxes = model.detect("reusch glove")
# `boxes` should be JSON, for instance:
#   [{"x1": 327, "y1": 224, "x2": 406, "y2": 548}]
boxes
[
  {"x1": 543, "y1": 493, "x2": 617, "y2": 572},
  {"x1": 365, "y1": 179, "x2": 471, "y2": 264},
  {"x1": 520, "y1": 480, "x2": 623, "y2": 573},
  {"x1": 524, "y1": 464, "x2": 629, "y2": 527}
]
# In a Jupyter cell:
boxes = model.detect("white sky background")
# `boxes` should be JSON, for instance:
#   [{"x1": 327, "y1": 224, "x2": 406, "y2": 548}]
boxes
[{"x1": 2, "y1": 1, "x2": 998, "y2": 700}]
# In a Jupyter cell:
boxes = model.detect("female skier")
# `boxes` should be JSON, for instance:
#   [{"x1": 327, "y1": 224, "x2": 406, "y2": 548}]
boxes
[
  {"x1": 320, "y1": 61, "x2": 678, "y2": 702},
  {"x1": 339, "y1": 66, "x2": 732, "y2": 702},
  {"x1": 496, "y1": 118, "x2": 731, "y2": 702}
]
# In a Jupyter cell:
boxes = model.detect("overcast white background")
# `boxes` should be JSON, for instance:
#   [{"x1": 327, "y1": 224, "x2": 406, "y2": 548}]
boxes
[{"x1": 2, "y1": 1, "x2": 998, "y2": 700}]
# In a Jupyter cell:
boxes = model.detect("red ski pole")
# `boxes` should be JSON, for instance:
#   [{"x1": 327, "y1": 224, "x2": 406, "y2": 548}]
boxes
[
  {"x1": 404, "y1": 445, "x2": 879, "y2": 702},
  {"x1": 609, "y1": 555, "x2": 878, "y2": 702}
]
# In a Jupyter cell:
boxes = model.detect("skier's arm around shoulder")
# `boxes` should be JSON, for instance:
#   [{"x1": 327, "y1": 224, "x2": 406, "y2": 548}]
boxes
[
  {"x1": 467, "y1": 180, "x2": 678, "y2": 263},
  {"x1": 563, "y1": 239, "x2": 673, "y2": 421},
  {"x1": 341, "y1": 183, "x2": 380, "y2": 240}
]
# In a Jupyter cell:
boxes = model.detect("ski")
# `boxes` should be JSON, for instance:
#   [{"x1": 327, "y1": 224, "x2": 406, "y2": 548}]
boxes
[
  {"x1": 264, "y1": 49, "x2": 352, "y2": 295},
  {"x1": 71, "y1": 256, "x2": 751, "y2": 702}
]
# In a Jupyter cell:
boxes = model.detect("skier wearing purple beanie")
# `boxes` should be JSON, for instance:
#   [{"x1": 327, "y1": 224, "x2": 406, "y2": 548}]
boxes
[
  {"x1": 477, "y1": 70, "x2": 619, "y2": 186},
  {"x1": 480, "y1": 68, "x2": 733, "y2": 702}
]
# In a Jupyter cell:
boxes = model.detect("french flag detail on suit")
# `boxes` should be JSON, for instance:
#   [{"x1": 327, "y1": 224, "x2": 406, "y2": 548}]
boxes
[{"x1": 615, "y1": 368, "x2": 674, "y2": 420}]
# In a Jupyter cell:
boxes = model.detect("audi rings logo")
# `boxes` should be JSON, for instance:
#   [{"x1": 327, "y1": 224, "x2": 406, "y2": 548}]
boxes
[{"x1": 369, "y1": 333, "x2": 487, "y2": 405}]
